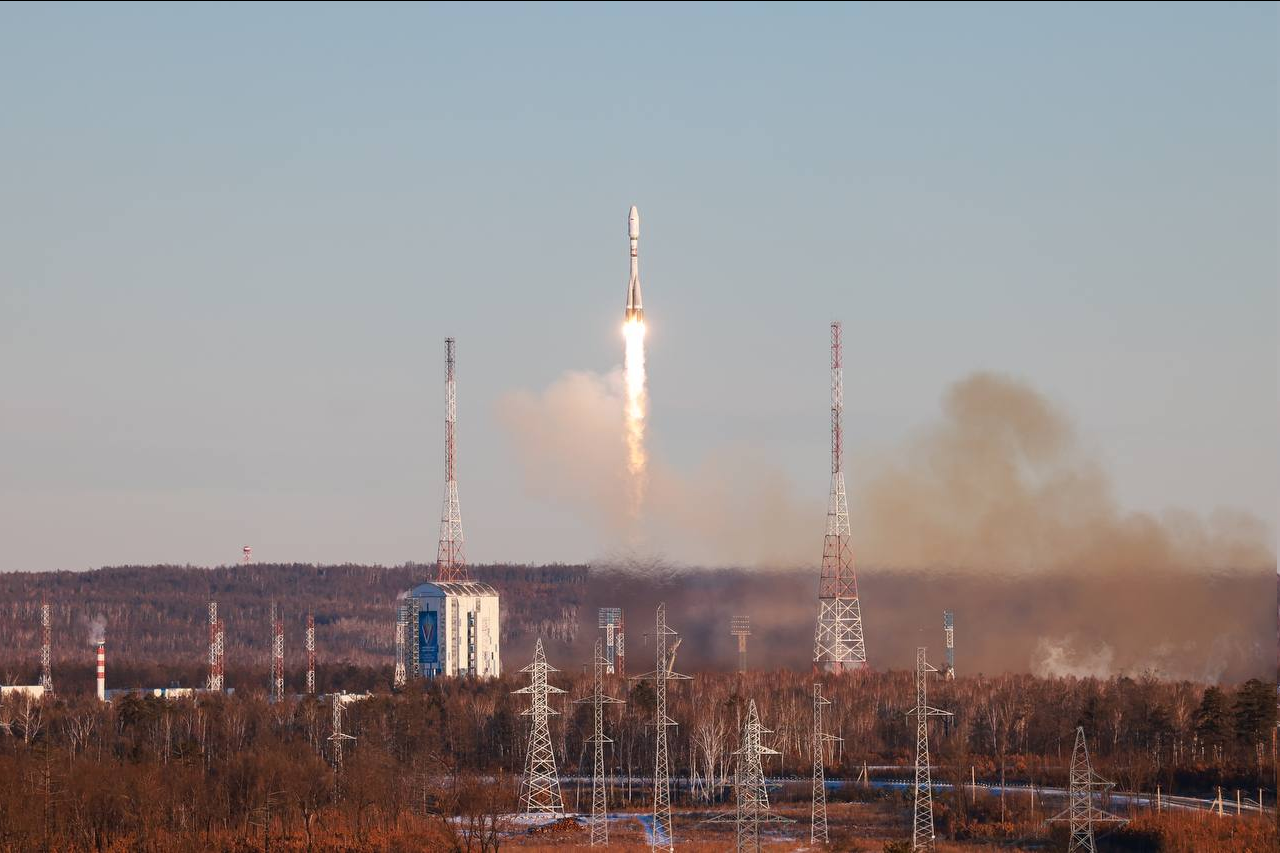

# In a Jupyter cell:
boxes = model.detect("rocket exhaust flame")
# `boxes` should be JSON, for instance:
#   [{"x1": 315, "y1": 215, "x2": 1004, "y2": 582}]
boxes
[{"x1": 623, "y1": 206, "x2": 647, "y2": 516}]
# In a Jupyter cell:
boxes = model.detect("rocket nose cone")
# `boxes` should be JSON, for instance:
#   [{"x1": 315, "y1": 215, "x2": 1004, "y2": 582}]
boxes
[{"x1": 628, "y1": 206, "x2": 639, "y2": 239}]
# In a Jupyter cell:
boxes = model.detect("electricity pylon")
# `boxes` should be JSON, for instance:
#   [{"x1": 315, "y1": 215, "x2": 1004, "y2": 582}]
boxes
[
  {"x1": 1048, "y1": 726, "x2": 1128, "y2": 852},
  {"x1": 734, "y1": 699, "x2": 785, "y2": 853},
  {"x1": 812, "y1": 683, "x2": 842, "y2": 844},
  {"x1": 514, "y1": 638, "x2": 566, "y2": 814},
  {"x1": 908, "y1": 647, "x2": 951, "y2": 851},
  {"x1": 634, "y1": 603, "x2": 690, "y2": 851},
  {"x1": 575, "y1": 638, "x2": 624, "y2": 845}
]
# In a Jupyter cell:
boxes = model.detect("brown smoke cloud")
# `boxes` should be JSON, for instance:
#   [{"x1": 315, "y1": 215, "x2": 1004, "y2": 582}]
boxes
[{"x1": 499, "y1": 369, "x2": 1274, "y2": 681}]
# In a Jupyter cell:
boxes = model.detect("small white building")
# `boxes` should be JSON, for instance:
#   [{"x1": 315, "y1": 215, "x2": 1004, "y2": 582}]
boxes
[{"x1": 398, "y1": 581, "x2": 500, "y2": 678}]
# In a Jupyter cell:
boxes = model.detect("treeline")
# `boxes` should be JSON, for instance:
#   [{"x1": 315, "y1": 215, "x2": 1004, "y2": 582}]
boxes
[
  {"x1": 0, "y1": 668, "x2": 1273, "y2": 850},
  {"x1": 0, "y1": 563, "x2": 588, "y2": 689}
]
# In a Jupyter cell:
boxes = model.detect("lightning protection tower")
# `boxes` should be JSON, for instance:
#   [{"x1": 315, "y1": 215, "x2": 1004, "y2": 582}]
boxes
[
  {"x1": 908, "y1": 647, "x2": 952, "y2": 851},
  {"x1": 811, "y1": 683, "x2": 842, "y2": 845},
  {"x1": 436, "y1": 337, "x2": 467, "y2": 582},
  {"x1": 813, "y1": 321, "x2": 868, "y2": 672},
  {"x1": 40, "y1": 602, "x2": 53, "y2": 695},
  {"x1": 575, "y1": 638, "x2": 625, "y2": 845},
  {"x1": 635, "y1": 602, "x2": 690, "y2": 852},
  {"x1": 306, "y1": 611, "x2": 316, "y2": 695},
  {"x1": 733, "y1": 698, "x2": 787, "y2": 853},
  {"x1": 1047, "y1": 727, "x2": 1127, "y2": 852},
  {"x1": 515, "y1": 638, "x2": 566, "y2": 815},
  {"x1": 730, "y1": 616, "x2": 751, "y2": 673},
  {"x1": 270, "y1": 602, "x2": 285, "y2": 703},
  {"x1": 943, "y1": 611, "x2": 955, "y2": 680},
  {"x1": 207, "y1": 601, "x2": 224, "y2": 692}
]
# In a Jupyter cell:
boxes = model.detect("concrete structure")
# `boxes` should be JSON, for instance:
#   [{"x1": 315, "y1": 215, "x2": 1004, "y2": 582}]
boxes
[{"x1": 397, "y1": 581, "x2": 500, "y2": 678}]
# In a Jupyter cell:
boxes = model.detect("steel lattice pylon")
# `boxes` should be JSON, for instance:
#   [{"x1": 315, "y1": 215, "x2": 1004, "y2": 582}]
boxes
[
  {"x1": 207, "y1": 601, "x2": 224, "y2": 692},
  {"x1": 811, "y1": 683, "x2": 842, "y2": 844},
  {"x1": 1048, "y1": 726, "x2": 1127, "y2": 852},
  {"x1": 635, "y1": 603, "x2": 690, "y2": 851},
  {"x1": 328, "y1": 693, "x2": 355, "y2": 796},
  {"x1": 436, "y1": 337, "x2": 467, "y2": 582},
  {"x1": 814, "y1": 322, "x2": 868, "y2": 672},
  {"x1": 270, "y1": 602, "x2": 285, "y2": 703},
  {"x1": 908, "y1": 647, "x2": 951, "y2": 851},
  {"x1": 575, "y1": 638, "x2": 625, "y2": 845},
  {"x1": 515, "y1": 638, "x2": 566, "y2": 815},
  {"x1": 734, "y1": 699, "x2": 783, "y2": 853},
  {"x1": 305, "y1": 611, "x2": 316, "y2": 695},
  {"x1": 392, "y1": 616, "x2": 407, "y2": 688},
  {"x1": 40, "y1": 603, "x2": 53, "y2": 694}
]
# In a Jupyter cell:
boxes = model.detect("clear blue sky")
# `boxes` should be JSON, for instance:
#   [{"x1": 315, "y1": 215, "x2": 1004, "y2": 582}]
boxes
[{"x1": 0, "y1": 3, "x2": 1274, "y2": 570}]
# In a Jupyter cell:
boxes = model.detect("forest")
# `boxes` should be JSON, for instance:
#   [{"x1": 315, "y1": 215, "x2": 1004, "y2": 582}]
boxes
[{"x1": 0, "y1": 665, "x2": 1273, "y2": 851}]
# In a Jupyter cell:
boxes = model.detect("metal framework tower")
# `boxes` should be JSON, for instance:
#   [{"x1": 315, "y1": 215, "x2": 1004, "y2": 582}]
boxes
[
  {"x1": 599, "y1": 607, "x2": 625, "y2": 676},
  {"x1": 328, "y1": 694, "x2": 356, "y2": 793},
  {"x1": 242, "y1": 545, "x2": 252, "y2": 564},
  {"x1": 635, "y1": 603, "x2": 690, "y2": 852},
  {"x1": 734, "y1": 699, "x2": 783, "y2": 853},
  {"x1": 811, "y1": 683, "x2": 842, "y2": 844},
  {"x1": 730, "y1": 616, "x2": 751, "y2": 673},
  {"x1": 393, "y1": 616, "x2": 407, "y2": 688},
  {"x1": 305, "y1": 611, "x2": 316, "y2": 695},
  {"x1": 575, "y1": 638, "x2": 625, "y2": 845},
  {"x1": 207, "y1": 601, "x2": 224, "y2": 692},
  {"x1": 40, "y1": 603, "x2": 53, "y2": 694},
  {"x1": 943, "y1": 611, "x2": 955, "y2": 680},
  {"x1": 814, "y1": 321, "x2": 868, "y2": 672},
  {"x1": 436, "y1": 337, "x2": 467, "y2": 582},
  {"x1": 1048, "y1": 727, "x2": 1127, "y2": 852},
  {"x1": 514, "y1": 638, "x2": 566, "y2": 815},
  {"x1": 270, "y1": 602, "x2": 284, "y2": 703},
  {"x1": 908, "y1": 647, "x2": 952, "y2": 851}
]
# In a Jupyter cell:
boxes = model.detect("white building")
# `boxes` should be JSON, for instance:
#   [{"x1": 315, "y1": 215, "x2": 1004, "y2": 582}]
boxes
[{"x1": 398, "y1": 581, "x2": 500, "y2": 678}]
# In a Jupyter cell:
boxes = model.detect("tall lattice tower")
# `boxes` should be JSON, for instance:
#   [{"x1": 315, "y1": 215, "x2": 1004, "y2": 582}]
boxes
[
  {"x1": 329, "y1": 694, "x2": 356, "y2": 795},
  {"x1": 392, "y1": 617, "x2": 407, "y2": 688},
  {"x1": 270, "y1": 602, "x2": 285, "y2": 703},
  {"x1": 730, "y1": 616, "x2": 751, "y2": 673},
  {"x1": 515, "y1": 638, "x2": 565, "y2": 815},
  {"x1": 943, "y1": 611, "x2": 956, "y2": 680},
  {"x1": 207, "y1": 601, "x2": 224, "y2": 692},
  {"x1": 599, "y1": 607, "x2": 624, "y2": 675},
  {"x1": 635, "y1": 603, "x2": 690, "y2": 852},
  {"x1": 575, "y1": 638, "x2": 625, "y2": 845},
  {"x1": 811, "y1": 682, "x2": 842, "y2": 844},
  {"x1": 908, "y1": 647, "x2": 952, "y2": 851},
  {"x1": 813, "y1": 321, "x2": 867, "y2": 672},
  {"x1": 436, "y1": 337, "x2": 467, "y2": 582},
  {"x1": 40, "y1": 602, "x2": 53, "y2": 695},
  {"x1": 1048, "y1": 727, "x2": 1127, "y2": 852},
  {"x1": 734, "y1": 698, "x2": 783, "y2": 853},
  {"x1": 305, "y1": 611, "x2": 316, "y2": 695}
]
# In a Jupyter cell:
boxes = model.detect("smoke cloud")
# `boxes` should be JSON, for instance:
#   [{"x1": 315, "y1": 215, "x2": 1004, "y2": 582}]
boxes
[
  {"x1": 85, "y1": 614, "x2": 106, "y2": 646},
  {"x1": 499, "y1": 369, "x2": 1274, "y2": 681}
]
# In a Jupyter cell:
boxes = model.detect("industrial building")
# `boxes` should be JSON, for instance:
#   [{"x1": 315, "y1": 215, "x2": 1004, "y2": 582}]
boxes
[{"x1": 397, "y1": 581, "x2": 500, "y2": 678}]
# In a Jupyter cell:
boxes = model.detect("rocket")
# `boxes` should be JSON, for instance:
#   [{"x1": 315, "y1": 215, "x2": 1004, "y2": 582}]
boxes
[{"x1": 625, "y1": 205, "x2": 643, "y2": 322}]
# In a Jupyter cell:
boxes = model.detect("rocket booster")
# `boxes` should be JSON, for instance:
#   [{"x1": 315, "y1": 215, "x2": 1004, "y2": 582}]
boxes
[{"x1": 625, "y1": 205, "x2": 643, "y2": 322}]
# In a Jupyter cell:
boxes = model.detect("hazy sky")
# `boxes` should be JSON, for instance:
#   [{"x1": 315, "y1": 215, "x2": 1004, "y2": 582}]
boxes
[{"x1": 0, "y1": 3, "x2": 1274, "y2": 572}]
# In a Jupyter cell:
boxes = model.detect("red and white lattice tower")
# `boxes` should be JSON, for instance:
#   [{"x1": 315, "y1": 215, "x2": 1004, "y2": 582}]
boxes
[
  {"x1": 270, "y1": 601, "x2": 285, "y2": 703},
  {"x1": 813, "y1": 321, "x2": 868, "y2": 672},
  {"x1": 207, "y1": 601, "x2": 224, "y2": 692},
  {"x1": 306, "y1": 610, "x2": 316, "y2": 695},
  {"x1": 436, "y1": 337, "x2": 467, "y2": 582},
  {"x1": 40, "y1": 602, "x2": 53, "y2": 694},
  {"x1": 242, "y1": 545, "x2": 252, "y2": 564}
]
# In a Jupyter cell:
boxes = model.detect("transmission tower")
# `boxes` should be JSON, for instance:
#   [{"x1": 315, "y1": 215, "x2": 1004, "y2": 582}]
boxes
[
  {"x1": 811, "y1": 683, "x2": 842, "y2": 844},
  {"x1": 40, "y1": 602, "x2": 53, "y2": 695},
  {"x1": 393, "y1": 615, "x2": 407, "y2": 688},
  {"x1": 270, "y1": 602, "x2": 285, "y2": 703},
  {"x1": 514, "y1": 638, "x2": 566, "y2": 815},
  {"x1": 943, "y1": 611, "x2": 955, "y2": 680},
  {"x1": 305, "y1": 611, "x2": 316, "y2": 695},
  {"x1": 730, "y1": 616, "x2": 751, "y2": 673},
  {"x1": 575, "y1": 638, "x2": 625, "y2": 845},
  {"x1": 436, "y1": 337, "x2": 467, "y2": 582},
  {"x1": 813, "y1": 321, "x2": 868, "y2": 672},
  {"x1": 207, "y1": 601, "x2": 224, "y2": 692},
  {"x1": 635, "y1": 602, "x2": 690, "y2": 851},
  {"x1": 1048, "y1": 727, "x2": 1127, "y2": 852},
  {"x1": 328, "y1": 693, "x2": 356, "y2": 794},
  {"x1": 908, "y1": 647, "x2": 952, "y2": 851},
  {"x1": 734, "y1": 699, "x2": 785, "y2": 853}
]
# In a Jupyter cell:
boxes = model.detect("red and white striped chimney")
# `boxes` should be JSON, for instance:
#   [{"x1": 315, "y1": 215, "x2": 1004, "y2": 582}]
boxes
[{"x1": 96, "y1": 641, "x2": 105, "y2": 701}]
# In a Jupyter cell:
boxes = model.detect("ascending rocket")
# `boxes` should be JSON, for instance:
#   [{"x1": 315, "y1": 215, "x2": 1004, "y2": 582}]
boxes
[{"x1": 625, "y1": 205, "x2": 643, "y2": 322}]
